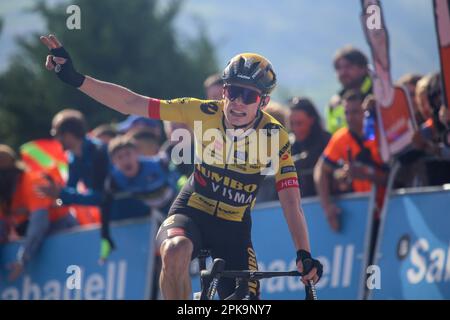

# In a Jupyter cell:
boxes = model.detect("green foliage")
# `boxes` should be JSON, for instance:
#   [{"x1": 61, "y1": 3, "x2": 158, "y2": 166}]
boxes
[{"x1": 0, "y1": 0, "x2": 218, "y2": 148}]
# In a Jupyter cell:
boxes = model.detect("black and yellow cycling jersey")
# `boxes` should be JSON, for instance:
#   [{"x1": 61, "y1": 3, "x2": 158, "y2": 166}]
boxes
[{"x1": 147, "y1": 97, "x2": 299, "y2": 222}]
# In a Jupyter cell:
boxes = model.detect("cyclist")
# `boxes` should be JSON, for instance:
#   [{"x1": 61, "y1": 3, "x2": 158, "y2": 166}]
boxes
[{"x1": 40, "y1": 34, "x2": 323, "y2": 300}]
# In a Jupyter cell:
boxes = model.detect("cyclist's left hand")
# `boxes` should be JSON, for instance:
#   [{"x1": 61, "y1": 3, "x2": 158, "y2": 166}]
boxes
[{"x1": 296, "y1": 250, "x2": 323, "y2": 285}]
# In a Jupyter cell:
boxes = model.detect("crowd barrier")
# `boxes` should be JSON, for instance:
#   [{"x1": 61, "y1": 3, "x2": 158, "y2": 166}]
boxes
[
  {"x1": 1, "y1": 188, "x2": 449, "y2": 300},
  {"x1": 0, "y1": 218, "x2": 156, "y2": 300},
  {"x1": 371, "y1": 186, "x2": 450, "y2": 299},
  {"x1": 250, "y1": 193, "x2": 374, "y2": 300},
  {"x1": 189, "y1": 192, "x2": 374, "y2": 299}
]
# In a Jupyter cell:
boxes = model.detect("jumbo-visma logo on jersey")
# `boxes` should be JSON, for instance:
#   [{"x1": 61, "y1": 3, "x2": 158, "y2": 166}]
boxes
[{"x1": 194, "y1": 164, "x2": 258, "y2": 205}]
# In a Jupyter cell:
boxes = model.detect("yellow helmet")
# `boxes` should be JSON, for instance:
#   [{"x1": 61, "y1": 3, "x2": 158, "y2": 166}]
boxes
[{"x1": 222, "y1": 53, "x2": 277, "y2": 95}]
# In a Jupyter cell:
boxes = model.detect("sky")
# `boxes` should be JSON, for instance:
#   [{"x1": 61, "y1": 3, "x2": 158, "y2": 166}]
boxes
[{"x1": 0, "y1": 0, "x2": 441, "y2": 112}]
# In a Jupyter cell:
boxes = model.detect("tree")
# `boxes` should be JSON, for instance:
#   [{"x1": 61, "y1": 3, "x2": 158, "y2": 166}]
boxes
[{"x1": 0, "y1": 0, "x2": 218, "y2": 147}]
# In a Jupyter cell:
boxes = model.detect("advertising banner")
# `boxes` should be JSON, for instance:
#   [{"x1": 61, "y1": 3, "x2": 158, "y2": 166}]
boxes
[
  {"x1": 251, "y1": 194, "x2": 373, "y2": 300},
  {"x1": 0, "y1": 219, "x2": 155, "y2": 300},
  {"x1": 371, "y1": 188, "x2": 450, "y2": 299}
]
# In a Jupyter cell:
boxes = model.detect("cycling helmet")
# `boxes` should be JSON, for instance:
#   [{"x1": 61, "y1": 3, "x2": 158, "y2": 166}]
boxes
[{"x1": 222, "y1": 53, "x2": 277, "y2": 95}]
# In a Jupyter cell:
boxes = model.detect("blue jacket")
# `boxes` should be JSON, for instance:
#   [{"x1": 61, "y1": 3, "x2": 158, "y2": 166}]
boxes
[
  {"x1": 59, "y1": 137, "x2": 110, "y2": 206},
  {"x1": 110, "y1": 156, "x2": 178, "y2": 193},
  {"x1": 105, "y1": 156, "x2": 179, "y2": 221}
]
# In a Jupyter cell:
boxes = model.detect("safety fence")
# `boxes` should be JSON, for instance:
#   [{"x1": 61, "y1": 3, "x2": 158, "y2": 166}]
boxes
[{"x1": 1, "y1": 188, "x2": 449, "y2": 299}]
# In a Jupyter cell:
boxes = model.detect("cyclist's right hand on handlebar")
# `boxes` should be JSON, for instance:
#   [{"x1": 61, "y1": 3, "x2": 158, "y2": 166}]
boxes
[{"x1": 40, "y1": 34, "x2": 85, "y2": 88}]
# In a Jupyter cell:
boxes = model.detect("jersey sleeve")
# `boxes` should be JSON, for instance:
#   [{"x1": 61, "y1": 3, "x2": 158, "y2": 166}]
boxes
[
  {"x1": 147, "y1": 97, "x2": 223, "y2": 129},
  {"x1": 274, "y1": 128, "x2": 300, "y2": 192}
]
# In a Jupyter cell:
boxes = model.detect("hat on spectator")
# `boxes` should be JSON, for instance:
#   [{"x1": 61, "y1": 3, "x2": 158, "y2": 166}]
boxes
[{"x1": 117, "y1": 115, "x2": 160, "y2": 133}]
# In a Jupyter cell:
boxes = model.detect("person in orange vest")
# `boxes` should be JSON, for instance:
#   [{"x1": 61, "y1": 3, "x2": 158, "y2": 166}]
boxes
[
  {"x1": 314, "y1": 91, "x2": 389, "y2": 232},
  {"x1": 37, "y1": 109, "x2": 110, "y2": 206},
  {"x1": 0, "y1": 145, "x2": 78, "y2": 281}
]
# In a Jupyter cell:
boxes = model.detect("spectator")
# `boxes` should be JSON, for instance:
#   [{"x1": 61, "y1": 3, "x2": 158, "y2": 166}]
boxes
[
  {"x1": 131, "y1": 130, "x2": 161, "y2": 157},
  {"x1": 204, "y1": 73, "x2": 223, "y2": 100},
  {"x1": 394, "y1": 75, "x2": 435, "y2": 188},
  {"x1": 101, "y1": 136, "x2": 179, "y2": 298},
  {"x1": 411, "y1": 73, "x2": 450, "y2": 186},
  {"x1": 314, "y1": 90, "x2": 389, "y2": 232},
  {"x1": 118, "y1": 114, "x2": 164, "y2": 142},
  {"x1": 397, "y1": 73, "x2": 423, "y2": 125},
  {"x1": 0, "y1": 144, "x2": 78, "y2": 281},
  {"x1": 288, "y1": 97, "x2": 331, "y2": 198},
  {"x1": 106, "y1": 136, "x2": 178, "y2": 218},
  {"x1": 100, "y1": 136, "x2": 178, "y2": 260},
  {"x1": 415, "y1": 75, "x2": 434, "y2": 123},
  {"x1": 91, "y1": 124, "x2": 118, "y2": 145},
  {"x1": 326, "y1": 46, "x2": 373, "y2": 134},
  {"x1": 37, "y1": 109, "x2": 109, "y2": 207}
]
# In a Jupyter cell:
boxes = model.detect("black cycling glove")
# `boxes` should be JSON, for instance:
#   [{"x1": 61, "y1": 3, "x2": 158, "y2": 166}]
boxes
[
  {"x1": 296, "y1": 249, "x2": 323, "y2": 280},
  {"x1": 50, "y1": 46, "x2": 85, "y2": 88}
]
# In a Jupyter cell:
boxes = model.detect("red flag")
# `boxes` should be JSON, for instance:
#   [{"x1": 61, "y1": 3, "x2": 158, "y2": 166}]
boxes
[
  {"x1": 434, "y1": 0, "x2": 450, "y2": 113},
  {"x1": 361, "y1": 0, "x2": 417, "y2": 162}
]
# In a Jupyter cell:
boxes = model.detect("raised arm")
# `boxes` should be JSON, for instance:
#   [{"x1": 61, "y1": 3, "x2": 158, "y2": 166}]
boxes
[
  {"x1": 41, "y1": 34, "x2": 150, "y2": 117},
  {"x1": 80, "y1": 77, "x2": 150, "y2": 117}
]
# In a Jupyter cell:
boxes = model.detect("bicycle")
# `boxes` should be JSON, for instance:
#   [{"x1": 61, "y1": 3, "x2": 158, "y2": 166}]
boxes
[{"x1": 196, "y1": 250, "x2": 318, "y2": 300}]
